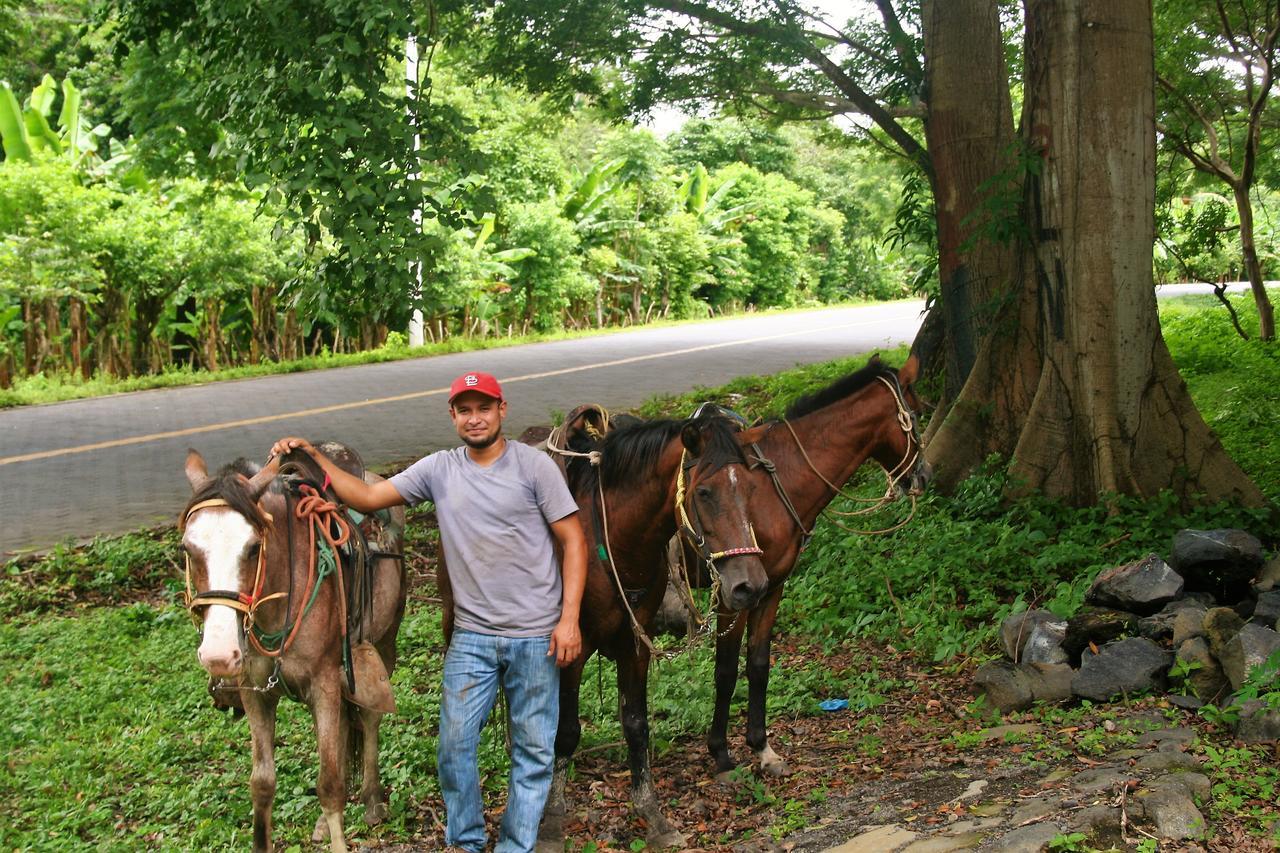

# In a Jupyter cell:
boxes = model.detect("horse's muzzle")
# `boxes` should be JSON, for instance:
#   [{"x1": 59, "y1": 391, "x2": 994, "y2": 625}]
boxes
[
  {"x1": 722, "y1": 558, "x2": 769, "y2": 611},
  {"x1": 908, "y1": 460, "x2": 934, "y2": 497},
  {"x1": 198, "y1": 607, "x2": 246, "y2": 677}
]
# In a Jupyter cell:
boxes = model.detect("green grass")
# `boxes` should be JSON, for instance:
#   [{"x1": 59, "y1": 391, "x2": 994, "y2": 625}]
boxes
[{"x1": 0, "y1": 300, "x2": 884, "y2": 410}]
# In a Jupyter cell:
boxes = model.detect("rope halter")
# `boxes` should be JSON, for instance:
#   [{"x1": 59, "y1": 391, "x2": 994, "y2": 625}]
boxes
[{"x1": 674, "y1": 449, "x2": 764, "y2": 567}]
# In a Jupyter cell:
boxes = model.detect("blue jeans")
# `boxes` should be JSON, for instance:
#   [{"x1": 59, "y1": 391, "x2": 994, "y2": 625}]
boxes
[{"x1": 439, "y1": 630, "x2": 560, "y2": 853}]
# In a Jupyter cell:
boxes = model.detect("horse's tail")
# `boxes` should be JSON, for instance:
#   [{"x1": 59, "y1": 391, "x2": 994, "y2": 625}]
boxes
[{"x1": 345, "y1": 698, "x2": 364, "y2": 787}]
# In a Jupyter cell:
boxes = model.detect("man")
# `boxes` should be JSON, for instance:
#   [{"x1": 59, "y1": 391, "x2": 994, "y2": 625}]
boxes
[{"x1": 270, "y1": 370, "x2": 586, "y2": 853}]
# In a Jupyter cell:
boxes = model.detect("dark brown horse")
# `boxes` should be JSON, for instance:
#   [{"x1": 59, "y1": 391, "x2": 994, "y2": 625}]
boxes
[
  {"x1": 697, "y1": 355, "x2": 929, "y2": 780},
  {"x1": 181, "y1": 444, "x2": 407, "y2": 853},
  {"x1": 524, "y1": 415, "x2": 770, "y2": 849}
]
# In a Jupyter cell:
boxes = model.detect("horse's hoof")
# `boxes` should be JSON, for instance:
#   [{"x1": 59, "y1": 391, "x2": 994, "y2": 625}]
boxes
[
  {"x1": 757, "y1": 745, "x2": 791, "y2": 778},
  {"x1": 761, "y1": 756, "x2": 791, "y2": 777},
  {"x1": 312, "y1": 814, "x2": 330, "y2": 842},
  {"x1": 714, "y1": 769, "x2": 740, "y2": 786},
  {"x1": 647, "y1": 827, "x2": 688, "y2": 849},
  {"x1": 364, "y1": 801, "x2": 389, "y2": 827}
]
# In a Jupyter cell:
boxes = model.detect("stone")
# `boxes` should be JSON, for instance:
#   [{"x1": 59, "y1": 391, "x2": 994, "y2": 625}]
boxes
[
  {"x1": 1069, "y1": 767, "x2": 1132, "y2": 793},
  {"x1": 902, "y1": 834, "x2": 985, "y2": 852},
  {"x1": 1021, "y1": 621, "x2": 1068, "y2": 666},
  {"x1": 1136, "y1": 727, "x2": 1196, "y2": 748},
  {"x1": 1175, "y1": 637, "x2": 1231, "y2": 704},
  {"x1": 1071, "y1": 638, "x2": 1172, "y2": 701},
  {"x1": 1171, "y1": 605, "x2": 1207, "y2": 647},
  {"x1": 1010, "y1": 794, "x2": 1060, "y2": 826},
  {"x1": 1136, "y1": 788, "x2": 1209, "y2": 840},
  {"x1": 1025, "y1": 662, "x2": 1074, "y2": 703},
  {"x1": 1203, "y1": 607, "x2": 1246, "y2": 659},
  {"x1": 1253, "y1": 589, "x2": 1280, "y2": 629},
  {"x1": 1000, "y1": 610, "x2": 1058, "y2": 661},
  {"x1": 1062, "y1": 608, "x2": 1140, "y2": 664},
  {"x1": 1219, "y1": 623, "x2": 1280, "y2": 690},
  {"x1": 1254, "y1": 555, "x2": 1280, "y2": 592},
  {"x1": 977, "y1": 723, "x2": 1040, "y2": 742},
  {"x1": 1086, "y1": 554, "x2": 1185, "y2": 615},
  {"x1": 1136, "y1": 751, "x2": 1201, "y2": 772},
  {"x1": 981, "y1": 822, "x2": 1064, "y2": 853},
  {"x1": 974, "y1": 662, "x2": 1035, "y2": 713},
  {"x1": 1150, "y1": 771, "x2": 1211, "y2": 802},
  {"x1": 1067, "y1": 805, "x2": 1120, "y2": 834},
  {"x1": 1168, "y1": 693, "x2": 1204, "y2": 710},
  {"x1": 1172, "y1": 528, "x2": 1264, "y2": 599},
  {"x1": 1235, "y1": 698, "x2": 1280, "y2": 743},
  {"x1": 823, "y1": 825, "x2": 919, "y2": 852}
]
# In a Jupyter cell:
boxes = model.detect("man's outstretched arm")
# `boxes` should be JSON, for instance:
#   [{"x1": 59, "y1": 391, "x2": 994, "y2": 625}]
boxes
[{"x1": 268, "y1": 437, "x2": 405, "y2": 513}]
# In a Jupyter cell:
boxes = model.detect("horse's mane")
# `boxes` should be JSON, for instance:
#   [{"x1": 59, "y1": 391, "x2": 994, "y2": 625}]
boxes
[
  {"x1": 565, "y1": 416, "x2": 747, "y2": 496},
  {"x1": 784, "y1": 357, "x2": 895, "y2": 420},
  {"x1": 181, "y1": 459, "x2": 278, "y2": 532}
]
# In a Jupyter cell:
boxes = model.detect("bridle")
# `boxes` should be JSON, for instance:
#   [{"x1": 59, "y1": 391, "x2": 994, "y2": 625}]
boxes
[
  {"x1": 181, "y1": 498, "x2": 285, "y2": 629},
  {"x1": 749, "y1": 371, "x2": 924, "y2": 540},
  {"x1": 674, "y1": 449, "x2": 764, "y2": 568}
]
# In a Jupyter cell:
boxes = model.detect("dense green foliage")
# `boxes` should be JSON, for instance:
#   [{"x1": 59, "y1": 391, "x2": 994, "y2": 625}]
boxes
[{"x1": 0, "y1": 60, "x2": 925, "y2": 390}]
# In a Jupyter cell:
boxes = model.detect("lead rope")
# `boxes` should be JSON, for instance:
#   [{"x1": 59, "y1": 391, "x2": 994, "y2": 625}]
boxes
[
  {"x1": 247, "y1": 484, "x2": 353, "y2": 658},
  {"x1": 595, "y1": 475, "x2": 663, "y2": 657},
  {"x1": 779, "y1": 376, "x2": 921, "y2": 536}
]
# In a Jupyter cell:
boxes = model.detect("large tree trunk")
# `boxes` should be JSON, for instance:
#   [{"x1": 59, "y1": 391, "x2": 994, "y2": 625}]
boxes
[
  {"x1": 924, "y1": 0, "x2": 1264, "y2": 506},
  {"x1": 920, "y1": 0, "x2": 1020, "y2": 408}
]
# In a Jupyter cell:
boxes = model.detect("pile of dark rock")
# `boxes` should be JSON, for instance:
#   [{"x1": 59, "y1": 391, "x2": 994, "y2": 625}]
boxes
[{"x1": 975, "y1": 529, "x2": 1280, "y2": 742}]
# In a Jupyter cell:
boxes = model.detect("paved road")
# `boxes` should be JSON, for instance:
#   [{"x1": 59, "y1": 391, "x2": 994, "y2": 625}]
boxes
[{"x1": 0, "y1": 301, "x2": 926, "y2": 556}]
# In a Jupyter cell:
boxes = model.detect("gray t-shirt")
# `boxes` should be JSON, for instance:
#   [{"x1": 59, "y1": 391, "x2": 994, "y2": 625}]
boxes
[{"x1": 389, "y1": 439, "x2": 579, "y2": 637}]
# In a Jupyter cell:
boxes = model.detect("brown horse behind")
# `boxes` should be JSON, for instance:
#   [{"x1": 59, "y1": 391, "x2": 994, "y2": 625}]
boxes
[
  {"x1": 685, "y1": 355, "x2": 930, "y2": 780},
  {"x1": 181, "y1": 444, "x2": 407, "y2": 852}
]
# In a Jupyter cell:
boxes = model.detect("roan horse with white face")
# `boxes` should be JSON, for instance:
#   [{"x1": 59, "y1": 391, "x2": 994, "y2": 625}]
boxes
[{"x1": 182, "y1": 444, "x2": 406, "y2": 852}]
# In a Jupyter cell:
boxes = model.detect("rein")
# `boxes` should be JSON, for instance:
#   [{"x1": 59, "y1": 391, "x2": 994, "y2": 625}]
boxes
[{"x1": 751, "y1": 373, "x2": 922, "y2": 539}]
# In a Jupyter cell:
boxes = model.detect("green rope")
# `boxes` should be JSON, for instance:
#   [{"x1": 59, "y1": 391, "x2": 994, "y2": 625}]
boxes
[{"x1": 252, "y1": 536, "x2": 338, "y2": 651}]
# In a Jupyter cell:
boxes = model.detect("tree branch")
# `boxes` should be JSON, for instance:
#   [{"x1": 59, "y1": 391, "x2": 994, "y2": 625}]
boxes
[
  {"x1": 872, "y1": 0, "x2": 923, "y2": 81},
  {"x1": 1156, "y1": 74, "x2": 1237, "y2": 180},
  {"x1": 756, "y1": 85, "x2": 924, "y2": 118},
  {"x1": 653, "y1": 0, "x2": 931, "y2": 175}
]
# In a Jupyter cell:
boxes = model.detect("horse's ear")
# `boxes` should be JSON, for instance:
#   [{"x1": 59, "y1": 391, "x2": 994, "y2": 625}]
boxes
[
  {"x1": 899, "y1": 353, "x2": 920, "y2": 386},
  {"x1": 680, "y1": 421, "x2": 704, "y2": 456},
  {"x1": 246, "y1": 458, "x2": 279, "y2": 500},
  {"x1": 185, "y1": 449, "x2": 209, "y2": 490}
]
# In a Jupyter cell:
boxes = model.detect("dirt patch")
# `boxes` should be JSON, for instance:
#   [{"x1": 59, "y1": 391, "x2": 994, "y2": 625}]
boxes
[{"x1": 372, "y1": 637, "x2": 1279, "y2": 851}]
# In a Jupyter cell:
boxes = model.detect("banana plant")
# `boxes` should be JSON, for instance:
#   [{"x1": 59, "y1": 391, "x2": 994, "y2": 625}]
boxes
[
  {"x1": 674, "y1": 162, "x2": 750, "y2": 231},
  {"x1": 471, "y1": 212, "x2": 536, "y2": 281},
  {"x1": 0, "y1": 75, "x2": 111, "y2": 165},
  {"x1": 673, "y1": 162, "x2": 750, "y2": 276},
  {"x1": 559, "y1": 156, "x2": 638, "y2": 240}
]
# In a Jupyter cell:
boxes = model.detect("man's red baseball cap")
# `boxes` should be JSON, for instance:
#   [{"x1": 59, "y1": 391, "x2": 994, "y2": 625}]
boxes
[{"x1": 448, "y1": 371, "x2": 503, "y2": 403}]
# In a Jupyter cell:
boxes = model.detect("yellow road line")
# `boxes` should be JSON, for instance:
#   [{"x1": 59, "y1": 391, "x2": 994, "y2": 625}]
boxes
[{"x1": 0, "y1": 313, "x2": 918, "y2": 467}]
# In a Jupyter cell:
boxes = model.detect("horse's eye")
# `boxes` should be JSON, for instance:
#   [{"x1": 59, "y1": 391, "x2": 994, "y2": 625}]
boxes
[
  {"x1": 247, "y1": 543, "x2": 261, "y2": 559},
  {"x1": 695, "y1": 486, "x2": 713, "y2": 500}
]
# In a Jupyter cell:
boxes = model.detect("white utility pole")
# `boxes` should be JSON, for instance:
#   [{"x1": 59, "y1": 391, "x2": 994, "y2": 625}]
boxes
[{"x1": 406, "y1": 33, "x2": 426, "y2": 346}]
